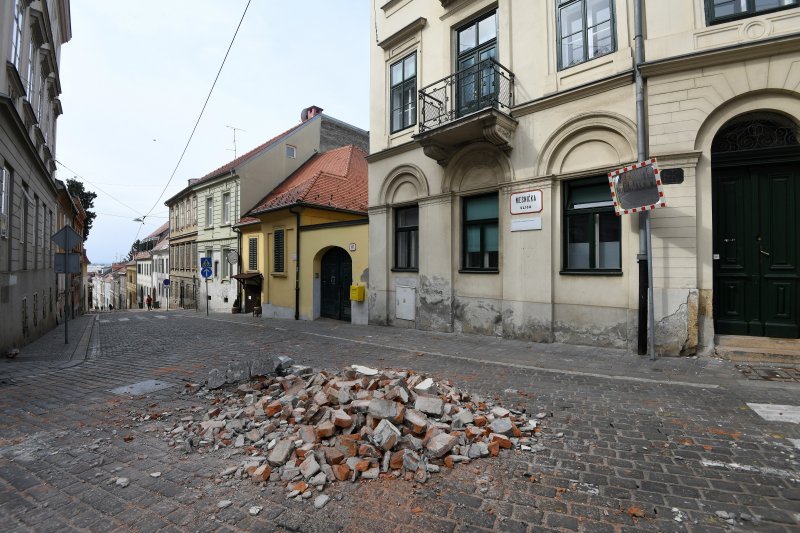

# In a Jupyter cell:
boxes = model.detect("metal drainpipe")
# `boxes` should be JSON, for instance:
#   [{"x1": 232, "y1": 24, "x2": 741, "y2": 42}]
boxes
[
  {"x1": 634, "y1": 0, "x2": 650, "y2": 356},
  {"x1": 289, "y1": 206, "x2": 301, "y2": 320}
]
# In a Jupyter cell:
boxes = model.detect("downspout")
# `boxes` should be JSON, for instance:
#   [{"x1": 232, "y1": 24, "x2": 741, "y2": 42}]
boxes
[
  {"x1": 233, "y1": 225, "x2": 242, "y2": 310},
  {"x1": 634, "y1": 0, "x2": 650, "y2": 356},
  {"x1": 289, "y1": 206, "x2": 302, "y2": 320}
]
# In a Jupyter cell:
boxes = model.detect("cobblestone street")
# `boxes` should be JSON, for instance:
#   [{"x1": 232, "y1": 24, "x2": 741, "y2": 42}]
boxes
[{"x1": 0, "y1": 309, "x2": 798, "y2": 532}]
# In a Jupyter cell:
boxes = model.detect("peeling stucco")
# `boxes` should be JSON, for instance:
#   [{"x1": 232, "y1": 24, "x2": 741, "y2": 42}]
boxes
[
  {"x1": 453, "y1": 297, "x2": 502, "y2": 336},
  {"x1": 417, "y1": 275, "x2": 452, "y2": 332},
  {"x1": 502, "y1": 307, "x2": 553, "y2": 342},
  {"x1": 554, "y1": 320, "x2": 629, "y2": 349}
]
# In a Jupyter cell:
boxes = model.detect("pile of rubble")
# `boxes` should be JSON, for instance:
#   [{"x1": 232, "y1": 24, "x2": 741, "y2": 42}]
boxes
[{"x1": 149, "y1": 359, "x2": 543, "y2": 506}]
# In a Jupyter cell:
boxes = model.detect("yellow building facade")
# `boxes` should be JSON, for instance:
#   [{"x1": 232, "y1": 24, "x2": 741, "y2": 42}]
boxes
[{"x1": 235, "y1": 145, "x2": 370, "y2": 324}]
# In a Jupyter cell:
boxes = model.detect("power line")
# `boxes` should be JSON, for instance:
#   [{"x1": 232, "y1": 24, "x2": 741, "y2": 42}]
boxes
[
  {"x1": 142, "y1": 0, "x2": 252, "y2": 221},
  {"x1": 55, "y1": 159, "x2": 141, "y2": 217}
]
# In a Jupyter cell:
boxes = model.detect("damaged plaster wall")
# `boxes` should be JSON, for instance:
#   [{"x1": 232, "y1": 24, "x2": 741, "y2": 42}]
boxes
[
  {"x1": 554, "y1": 303, "x2": 630, "y2": 349},
  {"x1": 453, "y1": 296, "x2": 503, "y2": 336},
  {"x1": 501, "y1": 300, "x2": 553, "y2": 342},
  {"x1": 652, "y1": 288, "x2": 699, "y2": 356},
  {"x1": 417, "y1": 275, "x2": 453, "y2": 332}
]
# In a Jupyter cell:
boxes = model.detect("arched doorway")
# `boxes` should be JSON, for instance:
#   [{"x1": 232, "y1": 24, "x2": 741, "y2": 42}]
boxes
[
  {"x1": 712, "y1": 112, "x2": 800, "y2": 338},
  {"x1": 320, "y1": 247, "x2": 352, "y2": 321}
]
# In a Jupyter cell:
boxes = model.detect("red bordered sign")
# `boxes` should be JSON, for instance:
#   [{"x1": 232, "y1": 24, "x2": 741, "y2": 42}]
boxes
[{"x1": 607, "y1": 158, "x2": 667, "y2": 216}]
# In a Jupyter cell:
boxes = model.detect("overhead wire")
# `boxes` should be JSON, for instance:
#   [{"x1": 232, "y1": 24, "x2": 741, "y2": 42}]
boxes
[
  {"x1": 141, "y1": 0, "x2": 252, "y2": 222},
  {"x1": 54, "y1": 159, "x2": 141, "y2": 217}
]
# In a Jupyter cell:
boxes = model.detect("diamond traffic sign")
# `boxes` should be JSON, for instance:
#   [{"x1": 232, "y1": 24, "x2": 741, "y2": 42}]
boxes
[{"x1": 51, "y1": 225, "x2": 82, "y2": 250}]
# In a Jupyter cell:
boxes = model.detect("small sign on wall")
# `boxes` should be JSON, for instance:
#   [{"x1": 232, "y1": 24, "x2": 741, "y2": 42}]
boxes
[
  {"x1": 510, "y1": 189, "x2": 543, "y2": 215},
  {"x1": 349, "y1": 243, "x2": 357, "y2": 252},
  {"x1": 510, "y1": 217, "x2": 542, "y2": 232}
]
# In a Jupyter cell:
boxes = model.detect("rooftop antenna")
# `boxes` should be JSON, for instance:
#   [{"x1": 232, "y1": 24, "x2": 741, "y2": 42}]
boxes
[{"x1": 226, "y1": 125, "x2": 246, "y2": 158}]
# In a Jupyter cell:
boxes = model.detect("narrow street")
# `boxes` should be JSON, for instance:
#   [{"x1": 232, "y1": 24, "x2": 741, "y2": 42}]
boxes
[{"x1": 0, "y1": 310, "x2": 798, "y2": 532}]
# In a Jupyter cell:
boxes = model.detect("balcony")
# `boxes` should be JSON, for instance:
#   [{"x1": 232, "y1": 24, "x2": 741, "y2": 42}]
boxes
[{"x1": 414, "y1": 58, "x2": 517, "y2": 166}]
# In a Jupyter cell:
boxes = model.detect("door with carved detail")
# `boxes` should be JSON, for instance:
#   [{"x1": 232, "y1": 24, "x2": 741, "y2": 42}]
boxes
[{"x1": 712, "y1": 113, "x2": 800, "y2": 338}]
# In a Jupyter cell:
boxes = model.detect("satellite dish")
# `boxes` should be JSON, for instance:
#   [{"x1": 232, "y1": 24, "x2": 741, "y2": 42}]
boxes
[{"x1": 227, "y1": 250, "x2": 239, "y2": 265}]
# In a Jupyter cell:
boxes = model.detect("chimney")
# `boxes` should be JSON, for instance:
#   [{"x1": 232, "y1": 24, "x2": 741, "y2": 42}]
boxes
[{"x1": 301, "y1": 105, "x2": 324, "y2": 122}]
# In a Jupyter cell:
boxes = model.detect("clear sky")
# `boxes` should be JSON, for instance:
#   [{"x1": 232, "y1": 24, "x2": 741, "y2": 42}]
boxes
[{"x1": 57, "y1": 0, "x2": 370, "y2": 264}]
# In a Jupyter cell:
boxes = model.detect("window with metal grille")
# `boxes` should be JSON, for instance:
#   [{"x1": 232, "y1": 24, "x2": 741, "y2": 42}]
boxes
[
  {"x1": 249, "y1": 237, "x2": 258, "y2": 270},
  {"x1": 273, "y1": 229, "x2": 285, "y2": 273}
]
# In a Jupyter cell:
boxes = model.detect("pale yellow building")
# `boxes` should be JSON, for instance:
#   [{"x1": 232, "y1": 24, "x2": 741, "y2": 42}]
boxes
[
  {"x1": 236, "y1": 145, "x2": 369, "y2": 323},
  {"x1": 368, "y1": 0, "x2": 800, "y2": 355}
]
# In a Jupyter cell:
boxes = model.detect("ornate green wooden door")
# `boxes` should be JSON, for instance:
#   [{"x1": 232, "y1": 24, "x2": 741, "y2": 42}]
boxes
[
  {"x1": 320, "y1": 247, "x2": 352, "y2": 321},
  {"x1": 713, "y1": 164, "x2": 799, "y2": 338}
]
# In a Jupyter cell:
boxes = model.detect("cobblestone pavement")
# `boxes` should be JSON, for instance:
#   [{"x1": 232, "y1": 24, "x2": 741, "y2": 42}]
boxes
[{"x1": 0, "y1": 309, "x2": 798, "y2": 532}]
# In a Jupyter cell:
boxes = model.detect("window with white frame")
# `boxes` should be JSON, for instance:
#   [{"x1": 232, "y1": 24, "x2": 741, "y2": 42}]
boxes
[
  {"x1": 0, "y1": 167, "x2": 9, "y2": 239},
  {"x1": 185, "y1": 200, "x2": 190, "y2": 228},
  {"x1": 192, "y1": 196, "x2": 197, "y2": 225},
  {"x1": 222, "y1": 192, "x2": 231, "y2": 224},
  {"x1": 222, "y1": 247, "x2": 230, "y2": 278},
  {"x1": 10, "y1": 0, "x2": 24, "y2": 69},
  {"x1": 557, "y1": 0, "x2": 615, "y2": 70},
  {"x1": 205, "y1": 196, "x2": 213, "y2": 227},
  {"x1": 286, "y1": 145, "x2": 297, "y2": 159},
  {"x1": 26, "y1": 40, "x2": 38, "y2": 102}
]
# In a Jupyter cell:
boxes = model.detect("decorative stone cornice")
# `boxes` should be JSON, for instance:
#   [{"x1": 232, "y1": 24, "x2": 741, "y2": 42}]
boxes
[
  {"x1": 419, "y1": 140, "x2": 455, "y2": 166},
  {"x1": 513, "y1": 71, "x2": 634, "y2": 118},
  {"x1": 377, "y1": 17, "x2": 426, "y2": 50},
  {"x1": 639, "y1": 33, "x2": 800, "y2": 78},
  {"x1": 365, "y1": 139, "x2": 420, "y2": 163}
]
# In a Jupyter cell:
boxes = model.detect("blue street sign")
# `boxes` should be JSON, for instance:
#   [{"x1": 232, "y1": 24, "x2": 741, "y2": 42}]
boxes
[
  {"x1": 201, "y1": 267, "x2": 213, "y2": 279},
  {"x1": 200, "y1": 257, "x2": 212, "y2": 269},
  {"x1": 163, "y1": 279, "x2": 171, "y2": 286}
]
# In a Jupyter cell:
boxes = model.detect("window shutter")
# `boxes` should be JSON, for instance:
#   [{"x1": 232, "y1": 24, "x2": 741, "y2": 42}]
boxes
[{"x1": 274, "y1": 229, "x2": 285, "y2": 273}]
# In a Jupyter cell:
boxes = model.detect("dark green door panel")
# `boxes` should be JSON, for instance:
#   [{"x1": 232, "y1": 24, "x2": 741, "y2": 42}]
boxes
[
  {"x1": 713, "y1": 164, "x2": 799, "y2": 338},
  {"x1": 320, "y1": 247, "x2": 352, "y2": 321}
]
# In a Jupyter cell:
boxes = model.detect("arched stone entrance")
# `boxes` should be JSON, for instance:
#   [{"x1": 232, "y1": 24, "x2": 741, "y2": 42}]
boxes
[
  {"x1": 320, "y1": 247, "x2": 352, "y2": 321},
  {"x1": 712, "y1": 112, "x2": 800, "y2": 338}
]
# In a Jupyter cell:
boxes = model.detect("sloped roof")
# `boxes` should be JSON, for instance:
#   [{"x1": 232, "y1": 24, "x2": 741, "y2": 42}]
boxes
[
  {"x1": 194, "y1": 119, "x2": 312, "y2": 187},
  {"x1": 143, "y1": 221, "x2": 170, "y2": 242},
  {"x1": 152, "y1": 236, "x2": 169, "y2": 252},
  {"x1": 134, "y1": 251, "x2": 152, "y2": 260},
  {"x1": 234, "y1": 216, "x2": 260, "y2": 228},
  {"x1": 247, "y1": 145, "x2": 368, "y2": 216}
]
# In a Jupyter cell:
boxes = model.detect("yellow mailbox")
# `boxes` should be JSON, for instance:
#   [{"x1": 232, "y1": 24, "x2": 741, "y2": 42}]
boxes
[{"x1": 349, "y1": 284, "x2": 365, "y2": 302}]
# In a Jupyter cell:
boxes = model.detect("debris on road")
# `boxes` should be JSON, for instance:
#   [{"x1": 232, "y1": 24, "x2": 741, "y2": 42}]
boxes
[{"x1": 143, "y1": 359, "x2": 544, "y2": 504}]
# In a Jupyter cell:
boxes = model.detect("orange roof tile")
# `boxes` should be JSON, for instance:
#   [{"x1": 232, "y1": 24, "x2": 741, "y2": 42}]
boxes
[{"x1": 247, "y1": 145, "x2": 368, "y2": 216}]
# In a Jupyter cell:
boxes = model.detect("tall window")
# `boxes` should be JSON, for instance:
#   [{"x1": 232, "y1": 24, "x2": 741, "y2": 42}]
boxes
[
  {"x1": 33, "y1": 196, "x2": 39, "y2": 268},
  {"x1": 205, "y1": 197, "x2": 213, "y2": 227},
  {"x1": 222, "y1": 193, "x2": 231, "y2": 224},
  {"x1": 557, "y1": 0, "x2": 615, "y2": 70},
  {"x1": 390, "y1": 53, "x2": 417, "y2": 133},
  {"x1": 462, "y1": 193, "x2": 499, "y2": 271},
  {"x1": 192, "y1": 196, "x2": 197, "y2": 225},
  {"x1": 0, "y1": 167, "x2": 9, "y2": 238},
  {"x1": 184, "y1": 200, "x2": 190, "y2": 228},
  {"x1": 249, "y1": 237, "x2": 258, "y2": 270},
  {"x1": 273, "y1": 229, "x2": 285, "y2": 273},
  {"x1": 707, "y1": 0, "x2": 798, "y2": 24},
  {"x1": 456, "y1": 11, "x2": 497, "y2": 117},
  {"x1": 26, "y1": 40, "x2": 38, "y2": 100},
  {"x1": 563, "y1": 176, "x2": 621, "y2": 272},
  {"x1": 21, "y1": 186, "x2": 29, "y2": 269},
  {"x1": 395, "y1": 205, "x2": 419, "y2": 270},
  {"x1": 191, "y1": 242, "x2": 197, "y2": 270},
  {"x1": 222, "y1": 247, "x2": 230, "y2": 278},
  {"x1": 10, "y1": 0, "x2": 23, "y2": 68}
]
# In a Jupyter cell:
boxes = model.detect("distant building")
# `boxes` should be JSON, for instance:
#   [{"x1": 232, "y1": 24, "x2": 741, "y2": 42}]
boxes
[
  {"x1": 169, "y1": 106, "x2": 368, "y2": 313},
  {"x1": 134, "y1": 223, "x2": 168, "y2": 308},
  {"x1": 237, "y1": 145, "x2": 369, "y2": 322},
  {"x1": 0, "y1": 0, "x2": 74, "y2": 352}
]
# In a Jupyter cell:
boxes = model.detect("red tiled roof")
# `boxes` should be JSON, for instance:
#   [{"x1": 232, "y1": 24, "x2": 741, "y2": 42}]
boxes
[
  {"x1": 234, "y1": 216, "x2": 260, "y2": 227},
  {"x1": 247, "y1": 145, "x2": 368, "y2": 216},
  {"x1": 133, "y1": 251, "x2": 152, "y2": 260},
  {"x1": 193, "y1": 120, "x2": 310, "y2": 187}
]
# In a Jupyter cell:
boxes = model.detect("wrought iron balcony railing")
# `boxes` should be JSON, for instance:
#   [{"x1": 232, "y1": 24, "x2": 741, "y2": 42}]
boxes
[{"x1": 418, "y1": 58, "x2": 514, "y2": 133}]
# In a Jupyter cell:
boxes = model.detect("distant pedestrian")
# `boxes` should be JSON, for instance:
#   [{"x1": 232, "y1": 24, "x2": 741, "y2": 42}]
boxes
[{"x1": 146, "y1": 295, "x2": 152, "y2": 310}]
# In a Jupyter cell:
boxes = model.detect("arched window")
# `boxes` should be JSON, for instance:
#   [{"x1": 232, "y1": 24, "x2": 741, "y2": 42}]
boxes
[{"x1": 711, "y1": 112, "x2": 799, "y2": 154}]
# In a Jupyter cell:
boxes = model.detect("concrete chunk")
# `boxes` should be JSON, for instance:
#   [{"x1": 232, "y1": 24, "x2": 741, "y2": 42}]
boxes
[
  {"x1": 415, "y1": 395, "x2": 444, "y2": 417},
  {"x1": 425, "y1": 432, "x2": 458, "y2": 458},
  {"x1": 268, "y1": 439, "x2": 295, "y2": 466}
]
